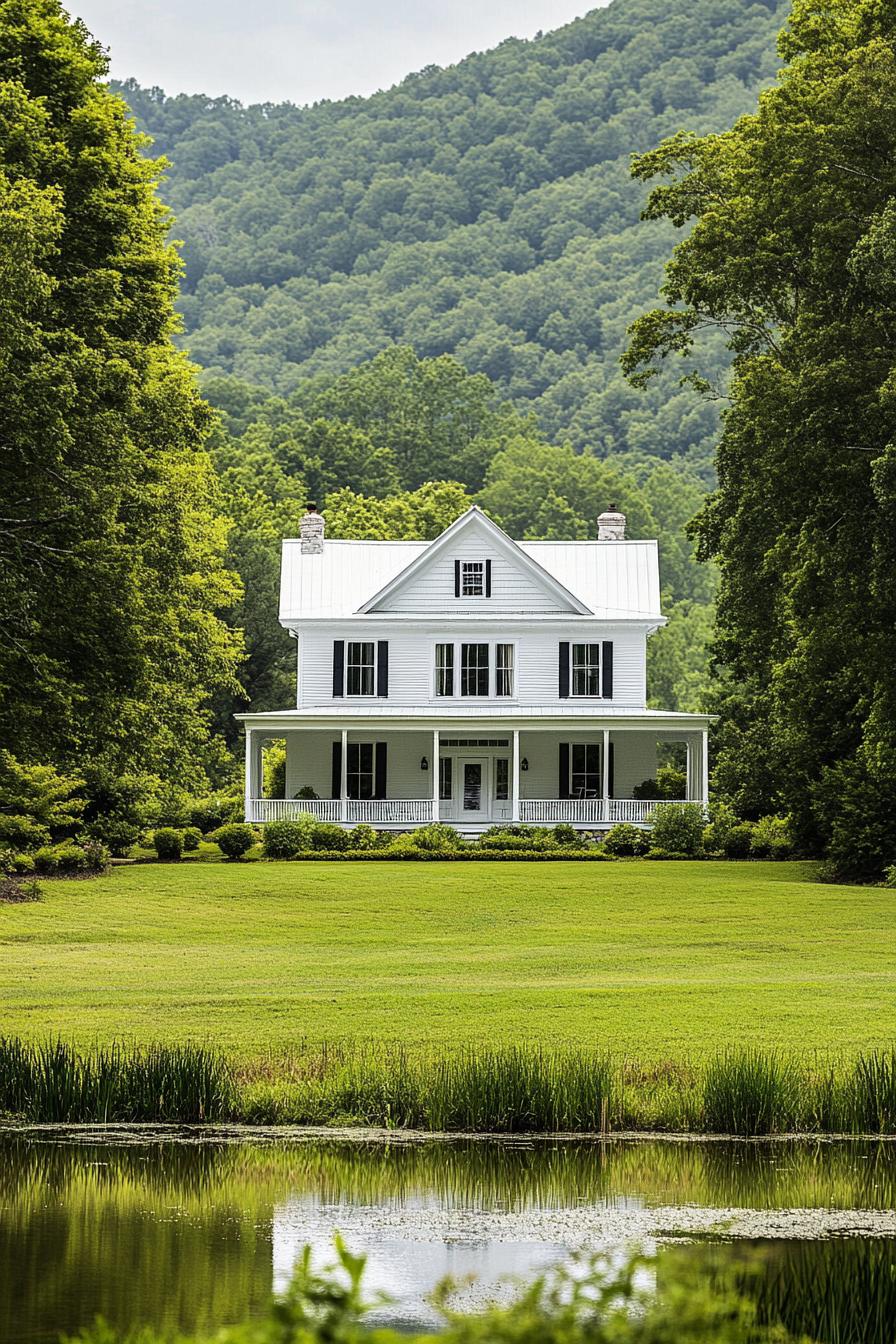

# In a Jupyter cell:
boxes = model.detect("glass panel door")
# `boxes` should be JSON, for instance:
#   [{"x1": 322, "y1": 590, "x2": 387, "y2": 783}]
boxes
[{"x1": 459, "y1": 757, "x2": 489, "y2": 819}]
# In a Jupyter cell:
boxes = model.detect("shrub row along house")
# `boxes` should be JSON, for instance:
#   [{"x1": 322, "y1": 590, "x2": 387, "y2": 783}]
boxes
[{"x1": 238, "y1": 505, "x2": 712, "y2": 832}]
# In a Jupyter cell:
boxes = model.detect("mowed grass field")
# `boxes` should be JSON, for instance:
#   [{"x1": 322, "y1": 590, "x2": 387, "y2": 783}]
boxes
[{"x1": 3, "y1": 860, "x2": 894, "y2": 1058}]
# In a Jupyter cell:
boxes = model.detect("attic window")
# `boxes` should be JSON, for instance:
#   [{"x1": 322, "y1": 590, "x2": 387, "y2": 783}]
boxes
[{"x1": 461, "y1": 561, "x2": 484, "y2": 597}]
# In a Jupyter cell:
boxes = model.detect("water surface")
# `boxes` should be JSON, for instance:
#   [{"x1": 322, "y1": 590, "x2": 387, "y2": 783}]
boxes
[{"x1": 2, "y1": 1128, "x2": 895, "y2": 1342}]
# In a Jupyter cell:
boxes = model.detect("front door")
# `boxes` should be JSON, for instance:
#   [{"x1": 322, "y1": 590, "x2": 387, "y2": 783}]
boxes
[{"x1": 458, "y1": 756, "x2": 489, "y2": 822}]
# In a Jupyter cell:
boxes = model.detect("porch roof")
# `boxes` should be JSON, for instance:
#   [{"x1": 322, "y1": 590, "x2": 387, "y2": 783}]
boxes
[{"x1": 236, "y1": 705, "x2": 715, "y2": 732}]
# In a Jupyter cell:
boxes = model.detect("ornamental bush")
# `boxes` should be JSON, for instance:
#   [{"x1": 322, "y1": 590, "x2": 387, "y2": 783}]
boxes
[
  {"x1": 307, "y1": 822, "x2": 350, "y2": 852},
  {"x1": 213, "y1": 823, "x2": 257, "y2": 860},
  {"x1": 408, "y1": 822, "x2": 462, "y2": 851},
  {"x1": 551, "y1": 823, "x2": 584, "y2": 847},
  {"x1": 602, "y1": 823, "x2": 650, "y2": 857},
  {"x1": 750, "y1": 815, "x2": 793, "y2": 860},
  {"x1": 181, "y1": 827, "x2": 202, "y2": 852},
  {"x1": 263, "y1": 819, "x2": 311, "y2": 858},
  {"x1": 152, "y1": 828, "x2": 183, "y2": 861},
  {"x1": 649, "y1": 804, "x2": 705, "y2": 857},
  {"x1": 723, "y1": 822, "x2": 754, "y2": 859},
  {"x1": 703, "y1": 801, "x2": 740, "y2": 855},
  {"x1": 348, "y1": 823, "x2": 378, "y2": 850}
]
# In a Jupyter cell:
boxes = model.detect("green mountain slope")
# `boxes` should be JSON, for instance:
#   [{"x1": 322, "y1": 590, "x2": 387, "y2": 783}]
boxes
[{"x1": 115, "y1": 0, "x2": 784, "y2": 476}]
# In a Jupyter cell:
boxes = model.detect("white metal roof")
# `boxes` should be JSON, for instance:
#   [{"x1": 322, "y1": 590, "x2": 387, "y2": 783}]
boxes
[{"x1": 279, "y1": 509, "x2": 663, "y2": 622}]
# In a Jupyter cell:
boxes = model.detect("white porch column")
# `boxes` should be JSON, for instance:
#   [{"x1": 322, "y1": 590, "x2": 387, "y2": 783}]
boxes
[
  {"x1": 701, "y1": 729, "x2": 709, "y2": 811},
  {"x1": 511, "y1": 729, "x2": 520, "y2": 823},
  {"x1": 432, "y1": 728, "x2": 440, "y2": 822},
  {"x1": 685, "y1": 740, "x2": 692, "y2": 801},
  {"x1": 602, "y1": 728, "x2": 610, "y2": 825},
  {"x1": 243, "y1": 728, "x2": 254, "y2": 821},
  {"x1": 340, "y1": 728, "x2": 348, "y2": 824}
]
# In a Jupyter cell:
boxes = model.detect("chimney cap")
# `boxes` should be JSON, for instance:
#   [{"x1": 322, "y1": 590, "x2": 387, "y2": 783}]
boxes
[{"x1": 597, "y1": 504, "x2": 626, "y2": 541}]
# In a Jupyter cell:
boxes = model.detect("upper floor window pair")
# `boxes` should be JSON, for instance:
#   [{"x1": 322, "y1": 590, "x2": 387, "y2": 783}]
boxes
[{"x1": 436, "y1": 642, "x2": 514, "y2": 698}]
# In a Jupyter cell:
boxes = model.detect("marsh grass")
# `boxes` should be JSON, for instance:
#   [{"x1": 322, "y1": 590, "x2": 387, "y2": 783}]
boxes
[
  {"x1": 3, "y1": 1038, "x2": 896, "y2": 1134},
  {"x1": 0, "y1": 1039, "x2": 235, "y2": 1122}
]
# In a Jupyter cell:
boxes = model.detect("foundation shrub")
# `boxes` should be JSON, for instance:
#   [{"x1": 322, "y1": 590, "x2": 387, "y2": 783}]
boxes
[
  {"x1": 649, "y1": 803, "x2": 704, "y2": 857},
  {"x1": 152, "y1": 827, "x2": 183, "y2": 861},
  {"x1": 348, "y1": 823, "x2": 378, "y2": 850},
  {"x1": 308, "y1": 822, "x2": 350, "y2": 852},
  {"x1": 479, "y1": 832, "x2": 552, "y2": 851},
  {"x1": 750, "y1": 815, "x2": 793, "y2": 860},
  {"x1": 262, "y1": 818, "x2": 311, "y2": 858},
  {"x1": 213, "y1": 823, "x2": 257, "y2": 859},
  {"x1": 602, "y1": 823, "x2": 650, "y2": 857},
  {"x1": 551, "y1": 822, "x2": 585, "y2": 847},
  {"x1": 723, "y1": 821, "x2": 754, "y2": 858},
  {"x1": 407, "y1": 822, "x2": 462, "y2": 851}
]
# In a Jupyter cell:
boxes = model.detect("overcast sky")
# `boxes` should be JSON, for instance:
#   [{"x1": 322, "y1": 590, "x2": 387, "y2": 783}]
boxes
[{"x1": 68, "y1": 1, "x2": 601, "y2": 106}]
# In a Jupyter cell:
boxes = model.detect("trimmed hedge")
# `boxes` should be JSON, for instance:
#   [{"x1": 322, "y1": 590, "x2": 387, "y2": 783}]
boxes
[{"x1": 278, "y1": 848, "x2": 617, "y2": 861}]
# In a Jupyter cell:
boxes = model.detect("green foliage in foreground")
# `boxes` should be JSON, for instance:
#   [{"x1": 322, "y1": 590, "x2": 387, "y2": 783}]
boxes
[
  {"x1": 626, "y1": 0, "x2": 896, "y2": 877},
  {"x1": 66, "y1": 1239, "x2": 800, "y2": 1344},
  {"x1": 2, "y1": 861, "x2": 891, "y2": 1057}
]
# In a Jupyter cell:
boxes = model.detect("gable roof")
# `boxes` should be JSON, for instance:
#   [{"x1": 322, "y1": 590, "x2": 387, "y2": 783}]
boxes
[
  {"x1": 358, "y1": 506, "x2": 591, "y2": 615},
  {"x1": 279, "y1": 506, "x2": 663, "y2": 621}
]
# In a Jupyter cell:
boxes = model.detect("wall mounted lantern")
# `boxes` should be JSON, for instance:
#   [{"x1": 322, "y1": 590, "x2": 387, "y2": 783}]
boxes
[
  {"x1": 521, "y1": 757, "x2": 529, "y2": 771},
  {"x1": 420, "y1": 756, "x2": 429, "y2": 771}
]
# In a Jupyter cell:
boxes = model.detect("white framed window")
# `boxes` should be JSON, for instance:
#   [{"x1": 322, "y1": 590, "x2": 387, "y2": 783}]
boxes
[
  {"x1": 461, "y1": 561, "x2": 484, "y2": 597},
  {"x1": 496, "y1": 643, "x2": 514, "y2": 697},
  {"x1": 435, "y1": 643, "x2": 454, "y2": 697},
  {"x1": 461, "y1": 642, "x2": 489, "y2": 696},
  {"x1": 347, "y1": 743, "x2": 374, "y2": 798},
  {"x1": 346, "y1": 641, "x2": 375, "y2": 696},
  {"x1": 431, "y1": 642, "x2": 517, "y2": 700},
  {"x1": 570, "y1": 743, "x2": 600, "y2": 798},
  {"x1": 571, "y1": 643, "x2": 601, "y2": 697},
  {"x1": 439, "y1": 757, "x2": 453, "y2": 800}
]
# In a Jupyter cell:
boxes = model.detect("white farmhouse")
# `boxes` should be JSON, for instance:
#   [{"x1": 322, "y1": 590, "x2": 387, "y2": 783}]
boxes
[{"x1": 237, "y1": 504, "x2": 712, "y2": 832}]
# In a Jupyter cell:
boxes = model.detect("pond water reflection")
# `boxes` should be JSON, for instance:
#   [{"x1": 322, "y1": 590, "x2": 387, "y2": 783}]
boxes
[{"x1": 2, "y1": 1128, "x2": 894, "y2": 1343}]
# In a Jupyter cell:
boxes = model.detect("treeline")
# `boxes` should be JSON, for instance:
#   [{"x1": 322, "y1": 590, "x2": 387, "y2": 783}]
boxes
[{"x1": 113, "y1": 0, "x2": 786, "y2": 474}]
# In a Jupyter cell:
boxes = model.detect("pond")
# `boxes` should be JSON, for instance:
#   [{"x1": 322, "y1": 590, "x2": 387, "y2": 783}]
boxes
[{"x1": 2, "y1": 1127, "x2": 895, "y2": 1343}]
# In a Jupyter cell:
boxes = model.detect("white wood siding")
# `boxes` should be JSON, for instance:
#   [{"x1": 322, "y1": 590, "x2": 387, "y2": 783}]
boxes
[
  {"x1": 375, "y1": 540, "x2": 572, "y2": 614},
  {"x1": 298, "y1": 624, "x2": 648, "y2": 710}
]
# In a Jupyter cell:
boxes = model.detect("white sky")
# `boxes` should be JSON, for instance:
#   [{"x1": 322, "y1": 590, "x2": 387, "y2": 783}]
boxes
[{"x1": 69, "y1": 1, "x2": 603, "y2": 106}]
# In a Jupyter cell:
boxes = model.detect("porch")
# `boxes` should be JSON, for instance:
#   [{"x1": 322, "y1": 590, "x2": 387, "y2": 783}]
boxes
[{"x1": 242, "y1": 717, "x2": 710, "y2": 831}]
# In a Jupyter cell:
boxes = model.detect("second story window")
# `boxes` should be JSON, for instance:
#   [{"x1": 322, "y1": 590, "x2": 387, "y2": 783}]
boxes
[
  {"x1": 496, "y1": 643, "x2": 514, "y2": 697},
  {"x1": 461, "y1": 561, "x2": 484, "y2": 596},
  {"x1": 571, "y1": 643, "x2": 601, "y2": 697},
  {"x1": 346, "y1": 641, "x2": 375, "y2": 696},
  {"x1": 435, "y1": 643, "x2": 454, "y2": 696},
  {"x1": 461, "y1": 642, "x2": 489, "y2": 696}
]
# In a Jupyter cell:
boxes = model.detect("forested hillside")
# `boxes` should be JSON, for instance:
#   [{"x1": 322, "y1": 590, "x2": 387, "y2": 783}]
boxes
[{"x1": 115, "y1": 0, "x2": 785, "y2": 477}]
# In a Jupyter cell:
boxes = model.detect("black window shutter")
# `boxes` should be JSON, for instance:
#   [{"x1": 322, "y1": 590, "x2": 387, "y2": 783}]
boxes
[
  {"x1": 558, "y1": 642, "x2": 570, "y2": 698},
  {"x1": 374, "y1": 742, "x2": 387, "y2": 799},
  {"x1": 377, "y1": 641, "x2": 389, "y2": 697},
  {"x1": 559, "y1": 742, "x2": 570, "y2": 799},
  {"x1": 602, "y1": 640, "x2": 614, "y2": 698},
  {"x1": 454, "y1": 559, "x2": 461, "y2": 597},
  {"x1": 331, "y1": 741, "x2": 342, "y2": 799},
  {"x1": 485, "y1": 559, "x2": 492, "y2": 596},
  {"x1": 608, "y1": 741, "x2": 615, "y2": 798},
  {"x1": 332, "y1": 640, "x2": 345, "y2": 697}
]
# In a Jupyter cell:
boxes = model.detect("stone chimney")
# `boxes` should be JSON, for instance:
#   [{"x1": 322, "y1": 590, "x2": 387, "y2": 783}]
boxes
[
  {"x1": 300, "y1": 503, "x2": 324, "y2": 555},
  {"x1": 597, "y1": 503, "x2": 626, "y2": 541}
]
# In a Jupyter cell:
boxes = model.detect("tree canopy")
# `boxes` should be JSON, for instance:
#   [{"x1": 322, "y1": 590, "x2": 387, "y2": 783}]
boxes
[
  {"x1": 625, "y1": 0, "x2": 896, "y2": 874},
  {"x1": 0, "y1": 0, "x2": 241, "y2": 789}
]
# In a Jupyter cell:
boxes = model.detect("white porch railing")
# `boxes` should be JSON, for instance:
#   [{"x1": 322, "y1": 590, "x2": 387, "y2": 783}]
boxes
[
  {"x1": 520, "y1": 798, "x2": 696, "y2": 826},
  {"x1": 248, "y1": 799, "x2": 341, "y2": 824},
  {"x1": 345, "y1": 800, "x2": 433, "y2": 825}
]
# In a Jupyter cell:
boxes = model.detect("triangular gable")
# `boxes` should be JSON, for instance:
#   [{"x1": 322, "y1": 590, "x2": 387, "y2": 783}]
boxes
[{"x1": 357, "y1": 506, "x2": 593, "y2": 614}]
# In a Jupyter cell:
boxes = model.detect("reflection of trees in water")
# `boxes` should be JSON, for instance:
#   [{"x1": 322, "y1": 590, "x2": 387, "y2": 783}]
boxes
[{"x1": 667, "y1": 1240, "x2": 896, "y2": 1344}]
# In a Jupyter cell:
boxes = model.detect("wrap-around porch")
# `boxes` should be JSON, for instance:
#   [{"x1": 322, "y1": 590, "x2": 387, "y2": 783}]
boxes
[{"x1": 242, "y1": 716, "x2": 710, "y2": 830}]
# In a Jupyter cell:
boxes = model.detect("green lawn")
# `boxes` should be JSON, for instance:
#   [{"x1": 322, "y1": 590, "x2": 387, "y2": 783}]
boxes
[{"x1": 2, "y1": 860, "x2": 894, "y2": 1058}]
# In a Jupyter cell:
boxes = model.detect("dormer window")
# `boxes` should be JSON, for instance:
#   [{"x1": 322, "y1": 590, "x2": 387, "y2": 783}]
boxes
[{"x1": 461, "y1": 561, "x2": 484, "y2": 597}]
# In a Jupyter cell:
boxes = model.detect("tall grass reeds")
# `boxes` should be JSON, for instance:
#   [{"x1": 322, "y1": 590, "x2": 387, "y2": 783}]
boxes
[
  {"x1": 0, "y1": 1039, "x2": 235, "y2": 1122},
  {"x1": 702, "y1": 1050, "x2": 800, "y2": 1136}
]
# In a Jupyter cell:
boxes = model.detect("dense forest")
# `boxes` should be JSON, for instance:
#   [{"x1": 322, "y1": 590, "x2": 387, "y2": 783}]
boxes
[{"x1": 115, "y1": 0, "x2": 784, "y2": 477}]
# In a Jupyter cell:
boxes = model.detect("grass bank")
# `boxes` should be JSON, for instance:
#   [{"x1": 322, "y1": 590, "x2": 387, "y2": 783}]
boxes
[
  {"x1": 3, "y1": 1038, "x2": 896, "y2": 1133},
  {"x1": 2, "y1": 860, "x2": 893, "y2": 1056}
]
